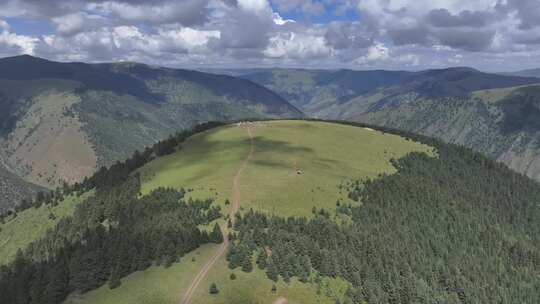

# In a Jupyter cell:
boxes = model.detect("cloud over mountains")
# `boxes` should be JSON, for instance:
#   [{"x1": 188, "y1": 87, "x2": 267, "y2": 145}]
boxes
[{"x1": 0, "y1": 0, "x2": 539, "y2": 71}]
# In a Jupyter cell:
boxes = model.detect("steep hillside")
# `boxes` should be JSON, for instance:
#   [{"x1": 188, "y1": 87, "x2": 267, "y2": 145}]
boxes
[
  {"x1": 1, "y1": 120, "x2": 538, "y2": 304},
  {"x1": 238, "y1": 67, "x2": 539, "y2": 115},
  {"x1": 506, "y1": 68, "x2": 540, "y2": 78},
  {"x1": 239, "y1": 68, "x2": 411, "y2": 111},
  {"x1": 0, "y1": 163, "x2": 44, "y2": 212},
  {"x1": 340, "y1": 85, "x2": 540, "y2": 180},
  {"x1": 0, "y1": 55, "x2": 302, "y2": 209}
]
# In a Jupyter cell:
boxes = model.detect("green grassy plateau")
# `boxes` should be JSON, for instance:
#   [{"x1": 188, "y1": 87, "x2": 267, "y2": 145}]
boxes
[
  {"x1": 67, "y1": 120, "x2": 433, "y2": 304},
  {"x1": 141, "y1": 120, "x2": 433, "y2": 217}
]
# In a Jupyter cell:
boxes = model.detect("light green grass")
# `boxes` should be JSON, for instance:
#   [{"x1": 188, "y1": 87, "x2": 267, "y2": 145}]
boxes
[
  {"x1": 0, "y1": 192, "x2": 92, "y2": 265},
  {"x1": 191, "y1": 252, "x2": 347, "y2": 304},
  {"x1": 239, "y1": 120, "x2": 433, "y2": 217},
  {"x1": 141, "y1": 120, "x2": 433, "y2": 217},
  {"x1": 66, "y1": 244, "x2": 221, "y2": 304},
  {"x1": 68, "y1": 244, "x2": 345, "y2": 304},
  {"x1": 140, "y1": 124, "x2": 251, "y2": 215}
]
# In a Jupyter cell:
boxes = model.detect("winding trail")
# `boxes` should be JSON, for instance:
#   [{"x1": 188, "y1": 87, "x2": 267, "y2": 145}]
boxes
[{"x1": 180, "y1": 125, "x2": 254, "y2": 304}]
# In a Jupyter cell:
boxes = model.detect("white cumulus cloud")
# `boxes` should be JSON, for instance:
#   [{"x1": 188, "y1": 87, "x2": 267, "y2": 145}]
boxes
[{"x1": 264, "y1": 31, "x2": 332, "y2": 59}]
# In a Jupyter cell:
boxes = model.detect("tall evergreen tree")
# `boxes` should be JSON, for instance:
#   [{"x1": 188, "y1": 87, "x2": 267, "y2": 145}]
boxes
[
  {"x1": 209, "y1": 283, "x2": 219, "y2": 294},
  {"x1": 108, "y1": 266, "x2": 121, "y2": 290},
  {"x1": 256, "y1": 249, "x2": 267, "y2": 269}
]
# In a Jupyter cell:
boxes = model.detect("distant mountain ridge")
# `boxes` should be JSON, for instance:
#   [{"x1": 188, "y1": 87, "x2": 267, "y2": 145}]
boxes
[
  {"x1": 0, "y1": 55, "x2": 302, "y2": 210},
  {"x1": 237, "y1": 67, "x2": 540, "y2": 111},
  {"x1": 505, "y1": 68, "x2": 540, "y2": 78},
  {"x1": 232, "y1": 67, "x2": 540, "y2": 181}
]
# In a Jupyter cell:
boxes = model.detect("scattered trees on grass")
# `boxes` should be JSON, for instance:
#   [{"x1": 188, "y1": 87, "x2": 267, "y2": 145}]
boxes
[{"x1": 0, "y1": 175, "x2": 223, "y2": 304}]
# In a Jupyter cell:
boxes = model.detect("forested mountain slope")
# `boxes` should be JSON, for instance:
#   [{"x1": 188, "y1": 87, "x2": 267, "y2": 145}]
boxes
[
  {"x1": 237, "y1": 67, "x2": 539, "y2": 114},
  {"x1": 0, "y1": 55, "x2": 302, "y2": 210},
  {"x1": 0, "y1": 163, "x2": 44, "y2": 213},
  {"x1": 1, "y1": 120, "x2": 538, "y2": 304},
  {"x1": 506, "y1": 68, "x2": 540, "y2": 78},
  {"x1": 345, "y1": 84, "x2": 540, "y2": 180}
]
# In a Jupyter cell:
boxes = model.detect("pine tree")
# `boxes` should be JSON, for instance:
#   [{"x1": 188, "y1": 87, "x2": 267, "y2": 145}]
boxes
[
  {"x1": 230, "y1": 273, "x2": 237, "y2": 280},
  {"x1": 227, "y1": 243, "x2": 240, "y2": 269},
  {"x1": 256, "y1": 249, "x2": 267, "y2": 269},
  {"x1": 108, "y1": 266, "x2": 121, "y2": 290},
  {"x1": 266, "y1": 258, "x2": 279, "y2": 282},
  {"x1": 209, "y1": 283, "x2": 219, "y2": 294},
  {"x1": 241, "y1": 254, "x2": 253, "y2": 273},
  {"x1": 42, "y1": 258, "x2": 69, "y2": 304},
  {"x1": 210, "y1": 223, "x2": 223, "y2": 243}
]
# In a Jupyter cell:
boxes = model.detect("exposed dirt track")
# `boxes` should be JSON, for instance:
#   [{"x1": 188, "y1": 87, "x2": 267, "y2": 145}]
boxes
[
  {"x1": 180, "y1": 125, "x2": 254, "y2": 304},
  {"x1": 273, "y1": 297, "x2": 289, "y2": 304}
]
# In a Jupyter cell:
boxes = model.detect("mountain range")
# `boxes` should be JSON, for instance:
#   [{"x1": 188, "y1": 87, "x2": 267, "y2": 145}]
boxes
[
  {"x1": 0, "y1": 55, "x2": 302, "y2": 211},
  {"x1": 4, "y1": 55, "x2": 540, "y2": 212},
  {"x1": 237, "y1": 67, "x2": 540, "y2": 180},
  {"x1": 505, "y1": 68, "x2": 540, "y2": 78}
]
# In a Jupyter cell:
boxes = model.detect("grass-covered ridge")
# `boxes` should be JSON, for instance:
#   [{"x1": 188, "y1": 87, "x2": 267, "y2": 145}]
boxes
[{"x1": 141, "y1": 120, "x2": 433, "y2": 218}]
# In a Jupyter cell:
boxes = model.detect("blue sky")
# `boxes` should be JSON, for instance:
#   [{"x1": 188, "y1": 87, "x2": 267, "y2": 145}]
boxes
[
  {"x1": 4, "y1": 17, "x2": 54, "y2": 36},
  {"x1": 0, "y1": 0, "x2": 539, "y2": 71}
]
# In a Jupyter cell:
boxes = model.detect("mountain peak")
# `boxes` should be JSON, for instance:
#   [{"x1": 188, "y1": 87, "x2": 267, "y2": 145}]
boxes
[{"x1": 1, "y1": 54, "x2": 50, "y2": 63}]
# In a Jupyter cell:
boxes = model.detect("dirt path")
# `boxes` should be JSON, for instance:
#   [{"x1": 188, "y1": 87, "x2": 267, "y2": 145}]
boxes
[
  {"x1": 273, "y1": 297, "x2": 289, "y2": 304},
  {"x1": 180, "y1": 126, "x2": 254, "y2": 304}
]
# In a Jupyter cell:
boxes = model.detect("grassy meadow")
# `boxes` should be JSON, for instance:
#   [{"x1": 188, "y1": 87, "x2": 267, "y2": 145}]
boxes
[
  {"x1": 66, "y1": 244, "x2": 221, "y2": 304},
  {"x1": 0, "y1": 192, "x2": 92, "y2": 265},
  {"x1": 141, "y1": 120, "x2": 433, "y2": 217},
  {"x1": 190, "y1": 252, "x2": 349, "y2": 304},
  {"x1": 67, "y1": 243, "x2": 346, "y2": 304}
]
